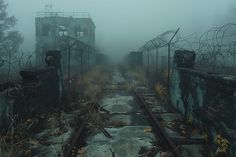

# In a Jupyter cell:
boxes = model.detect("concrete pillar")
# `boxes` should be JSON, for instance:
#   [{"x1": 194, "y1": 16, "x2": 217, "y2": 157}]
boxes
[{"x1": 174, "y1": 50, "x2": 196, "y2": 68}]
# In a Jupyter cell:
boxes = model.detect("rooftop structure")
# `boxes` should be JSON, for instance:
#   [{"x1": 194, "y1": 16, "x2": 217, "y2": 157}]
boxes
[
  {"x1": 36, "y1": 11, "x2": 91, "y2": 18},
  {"x1": 35, "y1": 9, "x2": 96, "y2": 70}
]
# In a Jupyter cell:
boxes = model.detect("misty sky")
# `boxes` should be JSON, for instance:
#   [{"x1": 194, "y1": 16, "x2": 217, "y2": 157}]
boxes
[{"x1": 5, "y1": 0, "x2": 236, "y2": 61}]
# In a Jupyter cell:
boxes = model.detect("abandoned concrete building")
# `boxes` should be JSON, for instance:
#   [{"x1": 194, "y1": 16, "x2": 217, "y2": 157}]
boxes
[{"x1": 35, "y1": 11, "x2": 96, "y2": 72}]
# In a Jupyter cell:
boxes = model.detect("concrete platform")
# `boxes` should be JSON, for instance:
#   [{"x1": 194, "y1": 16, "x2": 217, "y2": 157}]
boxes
[{"x1": 83, "y1": 126, "x2": 155, "y2": 157}]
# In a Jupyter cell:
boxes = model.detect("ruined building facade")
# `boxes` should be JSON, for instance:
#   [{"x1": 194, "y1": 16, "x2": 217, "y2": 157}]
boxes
[{"x1": 35, "y1": 12, "x2": 96, "y2": 73}]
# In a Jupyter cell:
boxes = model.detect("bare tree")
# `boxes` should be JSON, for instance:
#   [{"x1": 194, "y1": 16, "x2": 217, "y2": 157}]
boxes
[{"x1": 0, "y1": 0, "x2": 23, "y2": 81}]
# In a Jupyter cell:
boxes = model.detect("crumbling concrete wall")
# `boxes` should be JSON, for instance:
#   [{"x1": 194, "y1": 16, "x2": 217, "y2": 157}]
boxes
[
  {"x1": 0, "y1": 67, "x2": 61, "y2": 130},
  {"x1": 18, "y1": 67, "x2": 60, "y2": 114},
  {"x1": 0, "y1": 94, "x2": 9, "y2": 130},
  {"x1": 0, "y1": 51, "x2": 63, "y2": 131},
  {"x1": 171, "y1": 50, "x2": 236, "y2": 155},
  {"x1": 17, "y1": 51, "x2": 63, "y2": 115}
]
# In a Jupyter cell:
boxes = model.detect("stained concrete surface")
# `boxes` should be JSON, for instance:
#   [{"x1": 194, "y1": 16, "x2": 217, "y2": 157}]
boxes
[
  {"x1": 80, "y1": 70, "x2": 206, "y2": 157},
  {"x1": 85, "y1": 126, "x2": 155, "y2": 157},
  {"x1": 139, "y1": 88, "x2": 206, "y2": 157},
  {"x1": 159, "y1": 113, "x2": 182, "y2": 122},
  {"x1": 79, "y1": 71, "x2": 157, "y2": 157}
]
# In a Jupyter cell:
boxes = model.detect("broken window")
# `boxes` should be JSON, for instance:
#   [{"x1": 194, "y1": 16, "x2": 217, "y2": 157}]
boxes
[
  {"x1": 41, "y1": 24, "x2": 51, "y2": 36},
  {"x1": 75, "y1": 26, "x2": 84, "y2": 37},
  {"x1": 59, "y1": 31, "x2": 68, "y2": 36},
  {"x1": 77, "y1": 31, "x2": 84, "y2": 37},
  {"x1": 58, "y1": 25, "x2": 68, "y2": 36}
]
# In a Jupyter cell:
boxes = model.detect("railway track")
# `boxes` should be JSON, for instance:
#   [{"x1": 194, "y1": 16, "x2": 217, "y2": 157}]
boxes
[
  {"x1": 61, "y1": 70, "x2": 206, "y2": 157},
  {"x1": 134, "y1": 90, "x2": 181, "y2": 157},
  {"x1": 62, "y1": 95, "x2": 101, "y2": 157}
]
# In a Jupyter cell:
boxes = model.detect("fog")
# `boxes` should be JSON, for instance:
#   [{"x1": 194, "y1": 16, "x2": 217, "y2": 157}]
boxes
[{"x1": 6, "y1": 0, "x2": 236, "y2": 61}]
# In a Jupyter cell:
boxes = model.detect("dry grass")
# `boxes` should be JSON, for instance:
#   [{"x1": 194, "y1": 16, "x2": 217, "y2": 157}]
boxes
[
  {"x1": 125, "y1": 67, "x2": 147, "y2": 88},
  {"x1": 132, "y1": 68, "x2": 147, "y2": 85},
  {"x1": 77, "y1": 65, "x2": 112, "y2": 98},
  {"x1": 0, "y1": 131, "x2": 33, "y2": 157},
  {"x1": 155, "y1": 83, "x2": 168, "y2": 103},
  {"x1": 85, "y1": 108, "x2": 104, "y2": 133},
  {"x1": 0, "y1": 137, "x2": 11, "y2": 157}
]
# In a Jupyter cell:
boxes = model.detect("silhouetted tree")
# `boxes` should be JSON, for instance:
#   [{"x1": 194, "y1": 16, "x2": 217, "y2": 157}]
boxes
[{"x1": 0, "y1": 0, "x2": 23, "y2": 81}]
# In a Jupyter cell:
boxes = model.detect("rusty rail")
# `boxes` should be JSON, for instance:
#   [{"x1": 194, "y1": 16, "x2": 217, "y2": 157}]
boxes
[
  {"x1": 134, "y1": 91, "x2": 181, "y2": 157},
  {"x1": 62, "y1": 95, "x2": 100, "y2": 157}
]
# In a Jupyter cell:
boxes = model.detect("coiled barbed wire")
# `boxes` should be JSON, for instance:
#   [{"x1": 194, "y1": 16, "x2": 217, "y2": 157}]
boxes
[
  {"x1": 140, "y1": 24, "x2": 236, "y2": 74},
  {"x1": 196, "y1": 24, "x2": 236, "y2": 67}
]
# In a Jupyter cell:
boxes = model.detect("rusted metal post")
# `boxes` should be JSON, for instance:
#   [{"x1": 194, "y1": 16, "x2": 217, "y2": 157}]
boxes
[
  {"x1": 68, "y1": 46, "x2": 71, "y2": 87},
  {"x1": 147, "y1": 50, "x2": 150, "y2": 80},
  {"x1": 167, "y1": 43, "x2": 171, "y2": 93},
  {"x1": 88, "y1": 51, "x2": 90, "y2": 70},
  {"x1": 167, "y1": 28, "x2": 180, "y2": 96},
  {"x1": 80, "y1": 50, "x2": 83, "y2": 75},
  {"x1": 156, "y1": 48, "x2": 159, "y2": 81}
]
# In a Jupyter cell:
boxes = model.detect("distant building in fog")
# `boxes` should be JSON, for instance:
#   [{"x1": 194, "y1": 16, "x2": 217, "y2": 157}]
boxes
[
  {"x1": 127, "y1": 51, "x2": 143, "y2": 67},
  {"x1": 35, "y1": 11, "x2": 96, "y2": 71}
]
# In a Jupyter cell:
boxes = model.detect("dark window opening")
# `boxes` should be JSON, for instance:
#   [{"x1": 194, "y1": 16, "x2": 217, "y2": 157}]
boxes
[
  {"x1": 41, "y1": 24, "x2": 51, "y2": 36},
  {"x1": 59, "y1": 31, "x2": 68, "y2": 36},
  {"x1": 77, "y1": 31, "x2": 83, "y2": 37},
  {"x1": 58, "y1": 26, "x2": 68, "y2": 36},
  {"x1": 75, "y1": 26, "x2": 84, "y2": 37}
]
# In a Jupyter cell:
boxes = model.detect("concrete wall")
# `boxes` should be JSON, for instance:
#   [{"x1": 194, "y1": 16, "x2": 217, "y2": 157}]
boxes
[
  {"x1": 0, "y1": 68, "x2": 61, "y2": 131},
  {"x1": 16, "y1": 67, "x2": 60, "y2": 115},
  {"x1": 0, "y1": 92, "x2": 9, "y2": 130},
  {"x1": 170, "y1": 50, "x2": 236, "y2": 155}
]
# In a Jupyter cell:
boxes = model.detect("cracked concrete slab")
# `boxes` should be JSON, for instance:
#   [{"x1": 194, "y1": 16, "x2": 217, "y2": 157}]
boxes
[{"x1": 83, "y1": 126, "x2": 155, "y2": 157}]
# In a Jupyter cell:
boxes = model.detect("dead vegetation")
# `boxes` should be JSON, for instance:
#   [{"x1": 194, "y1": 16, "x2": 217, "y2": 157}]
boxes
[
  {"x1": 85, "y1": 107, "x2": 104, "y2": 133},
  {"x1": 79, "y1": 65, "x2": 112, "y2": 98},
  {"x1": 0, "y1": 116, "x2": 37, "y2": 157},
  {"x1": 0, "y1": 64, "x2": 112, "y2": 157},
  {"x1": 120, "y1": 65, "x2": 147, "y2": 89},
  {"x1": 0, "y1": 103, "x2": 77, "y2": 157},
  {"x1": 155, "y1": 83, "x2": 168, "y2": 104},
  {"x1": 85, "y1": 108, "x2": 112, "y2": 138}
]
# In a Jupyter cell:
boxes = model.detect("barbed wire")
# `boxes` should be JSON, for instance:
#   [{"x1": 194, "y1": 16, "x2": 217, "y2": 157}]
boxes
[
  {"x1": 172, "y1": 23, "x2": 236, "y2": 69},
  {"x1": 140, "y1": 29, "x2": 181, "y2": 51}
]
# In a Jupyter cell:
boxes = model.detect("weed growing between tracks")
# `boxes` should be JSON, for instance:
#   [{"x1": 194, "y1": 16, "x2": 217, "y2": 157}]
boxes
[
  {"x1": 155, "y1": 83, "x2": 168, "y2": 104},
  {"x1": 58, "y1": 65, "x2": 113, "y2": 156},
  {"x1": 79, "y1": 65, "x2": 112, "y2": 98},
  {"x1": 77, "y1": 65, "x2": 113, "y2": 138}
]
